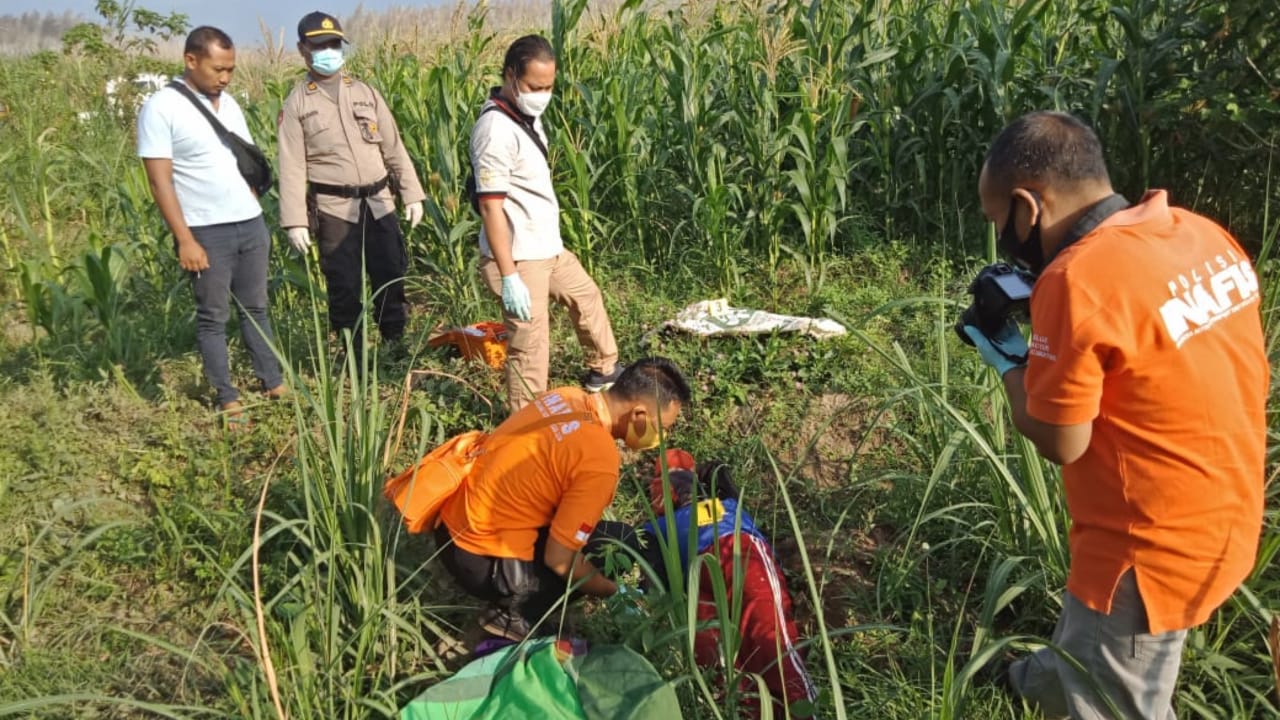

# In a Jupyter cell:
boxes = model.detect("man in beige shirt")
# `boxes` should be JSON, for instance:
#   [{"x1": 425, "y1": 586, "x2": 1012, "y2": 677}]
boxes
[
  {"x1": 277, "y1": 11, "x2": 425, "y2": 352},
  {"x1": 471, "y1": 35, "x2": 622, "y2": 411}
]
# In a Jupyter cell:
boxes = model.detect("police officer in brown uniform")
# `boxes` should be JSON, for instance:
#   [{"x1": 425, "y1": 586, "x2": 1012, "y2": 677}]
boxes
[{"x1": 277, "y1": 11, "x2": 425, "y2": 348}]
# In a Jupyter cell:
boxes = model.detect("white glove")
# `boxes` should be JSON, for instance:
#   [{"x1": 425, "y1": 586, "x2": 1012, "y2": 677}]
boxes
[
  {"x1": 286, "y1": 227, "x2": 312, "y2": 253},
  {"x1": 405, "y1": 201, "x2": 424, "y2": 229}
]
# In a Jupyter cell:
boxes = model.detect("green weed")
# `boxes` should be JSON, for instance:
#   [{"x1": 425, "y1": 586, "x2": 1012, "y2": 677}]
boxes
[{"x1": 0, "y1": 0, "x2": 1277, "y2": 716}]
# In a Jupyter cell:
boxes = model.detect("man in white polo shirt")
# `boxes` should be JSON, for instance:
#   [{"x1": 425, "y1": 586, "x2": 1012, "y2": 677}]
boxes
[
  {"x1": 470, "y1": 34, "x2": 622, "y2": 412},
  {"x1": 137, "y1": 25, "x2": 284, "y2": 428}
]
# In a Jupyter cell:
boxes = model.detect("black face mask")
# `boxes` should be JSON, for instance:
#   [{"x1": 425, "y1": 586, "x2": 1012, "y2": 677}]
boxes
[{"x1": 998, "y1": 194, "x2": 1045, "y2": 275}]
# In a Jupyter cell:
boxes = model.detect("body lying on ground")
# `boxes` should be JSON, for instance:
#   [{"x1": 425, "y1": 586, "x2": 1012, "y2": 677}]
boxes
[{"x1": 640, "y1": 449, "x2": 818, "y2": 719}]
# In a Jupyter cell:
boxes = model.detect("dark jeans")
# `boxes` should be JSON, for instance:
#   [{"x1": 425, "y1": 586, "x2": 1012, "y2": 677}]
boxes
[
  {"x1": 316, "y1": 204, "x2": 408, "y2": 341},
  {"x1": 436, "y1": 521, "x2": 640, "y2": 631},
  {"x1": 188, "y1": 215, "x2": 283, "y2": 406}
]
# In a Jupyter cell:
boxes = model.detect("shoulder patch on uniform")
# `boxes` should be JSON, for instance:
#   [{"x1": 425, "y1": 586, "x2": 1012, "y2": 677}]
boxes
[{"x1": 276, "y1": 109, "x2": 284, "y2": 126}]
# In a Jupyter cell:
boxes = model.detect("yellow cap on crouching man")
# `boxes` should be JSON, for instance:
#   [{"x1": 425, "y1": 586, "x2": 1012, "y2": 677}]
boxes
[{"x1": 297, "y1": 11, "x2": 348, "y2": 44}]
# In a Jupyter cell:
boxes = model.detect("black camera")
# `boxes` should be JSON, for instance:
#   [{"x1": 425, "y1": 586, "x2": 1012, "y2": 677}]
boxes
[{"x1": 955, "y1": 263, "x2": 1036, "y2": 345}]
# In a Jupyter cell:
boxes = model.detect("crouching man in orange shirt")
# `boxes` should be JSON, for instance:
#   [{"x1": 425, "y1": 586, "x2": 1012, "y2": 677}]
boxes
[
  {"x1": 435, "y1": 357, "x2": 691, "y2": 642},
  {"x1": 962, "y1": 111, "x2": 1268, "y2": 718}
]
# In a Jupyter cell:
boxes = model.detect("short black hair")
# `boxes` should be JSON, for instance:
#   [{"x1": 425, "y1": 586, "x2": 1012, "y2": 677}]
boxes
[
  {"x1": 185, "y1": 26, "x2": 234, "y2": 57},
  {"x1": 984, "y1": 111, "x2": 1110, "y2": 194},
  {"x1": 610, "y1": 357, "x2": 691, "y2": 409},
  {"x1": 503, "y1": 34, "x2": 555, "y2": 80}
]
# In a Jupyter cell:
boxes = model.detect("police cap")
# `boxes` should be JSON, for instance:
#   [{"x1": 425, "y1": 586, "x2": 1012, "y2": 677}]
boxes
[{"x1": 297, "y1": 11, "x2": 348, "y2": 44}]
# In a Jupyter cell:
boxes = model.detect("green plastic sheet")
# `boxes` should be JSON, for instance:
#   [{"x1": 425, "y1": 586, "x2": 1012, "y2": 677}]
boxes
[{"x1": 400, "y1": 638, "x2": 682, "y2": 720}]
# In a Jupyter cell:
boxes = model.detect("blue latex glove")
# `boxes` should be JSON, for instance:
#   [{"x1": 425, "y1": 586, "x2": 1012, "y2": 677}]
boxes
[
  {"x1": 615, "y1": 582, "x2": 644, "y2": 597},
  {"x1": 500, "y1": 273, "x2": 532, "y2": 322},
  {"x1": 613, "y1": 582, "x2": 644, "y2": 617},
  {"x1": 963, "y1": 323, "x2": 1029, "y2": 376}
]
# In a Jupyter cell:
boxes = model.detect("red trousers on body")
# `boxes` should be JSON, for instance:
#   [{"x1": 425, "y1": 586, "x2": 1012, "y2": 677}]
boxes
[{"x1": 692, "y1": 533, "x2": 818, "y2": 718}]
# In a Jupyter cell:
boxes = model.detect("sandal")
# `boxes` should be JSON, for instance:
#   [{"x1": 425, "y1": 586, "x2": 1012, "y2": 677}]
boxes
[
  {"x1": 220, "y1": 400, "x2": 251, "y2": 431},
  {"x1": 264, "y1": 384, "x2": 288, "y2": 400}
]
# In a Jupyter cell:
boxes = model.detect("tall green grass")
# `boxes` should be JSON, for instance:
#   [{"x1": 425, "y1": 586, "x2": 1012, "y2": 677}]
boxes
[{"x1": 0, "y1": 0, "x2": 1277, "y2": 716}]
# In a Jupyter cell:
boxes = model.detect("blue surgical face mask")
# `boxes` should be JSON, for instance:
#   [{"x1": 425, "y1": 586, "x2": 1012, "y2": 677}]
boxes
[{"x1": 311, "y1": 47, "x2": 344, "y2": 76}]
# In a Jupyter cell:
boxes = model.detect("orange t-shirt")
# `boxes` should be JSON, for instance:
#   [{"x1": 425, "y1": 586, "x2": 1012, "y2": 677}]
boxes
[
  {"x1": 438, "y1": 387, "x2": 620, "y2": 561},
  {"x1": 1026, "y1": 190, "x2": 1268, "y2": 634}
]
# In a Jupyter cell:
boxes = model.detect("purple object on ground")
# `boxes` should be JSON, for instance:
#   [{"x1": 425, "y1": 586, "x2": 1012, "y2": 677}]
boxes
[{"x1": 473, "y1": 636, "x2": 517, "y2": 658}]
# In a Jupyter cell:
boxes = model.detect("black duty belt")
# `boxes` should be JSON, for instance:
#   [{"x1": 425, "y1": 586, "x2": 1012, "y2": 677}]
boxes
[{"x1": 310, "y1": 175, "x2": 389, "y2": 199}]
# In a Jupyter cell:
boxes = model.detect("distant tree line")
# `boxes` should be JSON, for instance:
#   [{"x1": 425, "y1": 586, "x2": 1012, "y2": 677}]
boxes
[{"x1": 0, "y1": 12, "x2": 84, "y2": 56}]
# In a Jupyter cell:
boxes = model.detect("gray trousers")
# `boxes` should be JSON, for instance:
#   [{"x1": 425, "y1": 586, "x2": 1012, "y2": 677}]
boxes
[
  {"x1": 1010, "y1": 569, "x2": 1186, "y2": 719},
  {"x1": 189, "y1": 215, "x2": 283, "y2": 406}
]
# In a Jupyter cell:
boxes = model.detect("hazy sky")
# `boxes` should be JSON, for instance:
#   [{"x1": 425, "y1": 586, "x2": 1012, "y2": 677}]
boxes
[{"x1": 3, "y1": 0, "x2": 438, "y2": 48}]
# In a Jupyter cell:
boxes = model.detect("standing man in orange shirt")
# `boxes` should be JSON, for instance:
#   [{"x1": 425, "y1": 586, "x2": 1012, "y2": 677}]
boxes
[
  {"x1": 435, "y1": 357, "x2": 691, "y2": 642},
  {"x1": 962, "y1": 111, "x2": 1267, "y2": 718}
]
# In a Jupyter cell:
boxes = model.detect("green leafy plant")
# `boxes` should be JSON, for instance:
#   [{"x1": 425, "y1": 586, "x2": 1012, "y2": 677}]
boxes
[{"x1": 61, "y1": 0, "x2": 188, "y2": 62}]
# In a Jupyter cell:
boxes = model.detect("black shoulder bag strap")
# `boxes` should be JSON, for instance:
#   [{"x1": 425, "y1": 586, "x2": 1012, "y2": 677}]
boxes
[
  {"x1": 168, "y1": 80, "x2": 272, "y2": 195},
  {"x1": 169, "y1": 80, "x2": 235, "y2": 145},
  {"x1": 482, "y1": 97, "x2": 549, "y2": 159},
  {"x1": 466, "y1": 98, "x2": 550, "y2": 215},
  {"x1": 1045, "y1": 193, "x2": 1131, "y2": 266}
]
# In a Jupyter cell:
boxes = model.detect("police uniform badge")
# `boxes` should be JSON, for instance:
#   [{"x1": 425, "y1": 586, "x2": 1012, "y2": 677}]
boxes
[{"x1": 359, "y1": 119, "x2": 382, "y2": 143}]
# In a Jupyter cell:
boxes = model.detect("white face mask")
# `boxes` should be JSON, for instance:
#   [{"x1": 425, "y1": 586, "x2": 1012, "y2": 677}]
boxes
[{"x1": 515, "y1": 90, "x2": 552, "y2": 118}]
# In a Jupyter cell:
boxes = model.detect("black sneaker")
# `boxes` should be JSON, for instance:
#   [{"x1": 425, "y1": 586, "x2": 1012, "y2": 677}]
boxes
[
  {"x1": 479, "y1": 607, "x2": 531, "y2": 643},
  {"x1": 379, "y1": 335, "x2": 409, "y2": 363},
  {"x1": 583, "y1": 363, "x2": 624, "y2": 392}
]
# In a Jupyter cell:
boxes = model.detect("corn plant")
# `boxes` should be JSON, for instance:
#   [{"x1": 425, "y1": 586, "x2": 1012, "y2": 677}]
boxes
[
  {"x1": 1, "y1": 0, "x2": 1278, "y2": 715},
  {"x1": 72, "y1": 242, "x2": 135, "y2": 366},
  {"x1": 15, "y1": 259, "x2": 87, "y2": 349},
  {"x1": 553, "y1": 119, "x2": 608, "y2": 275},
  {"x1": 368, "y1": 11, "x2": 491, "y2": 315},
  {"x1": 575, "y1": 2, "x2": 669, "y2": 262}
]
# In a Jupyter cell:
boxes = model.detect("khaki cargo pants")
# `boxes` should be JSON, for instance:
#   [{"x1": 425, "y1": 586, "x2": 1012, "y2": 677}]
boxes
[{"x1": 480, "y1": 250, "x2": 619, "y2": 411}]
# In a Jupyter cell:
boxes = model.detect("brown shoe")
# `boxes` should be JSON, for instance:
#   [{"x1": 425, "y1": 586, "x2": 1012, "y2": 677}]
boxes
[
  {"x1": 264, "y1": 384, "x2": 288, "y2": 400},
  {"x1": 220, "y1": 400, "x2": 250, "y2": 431}
]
